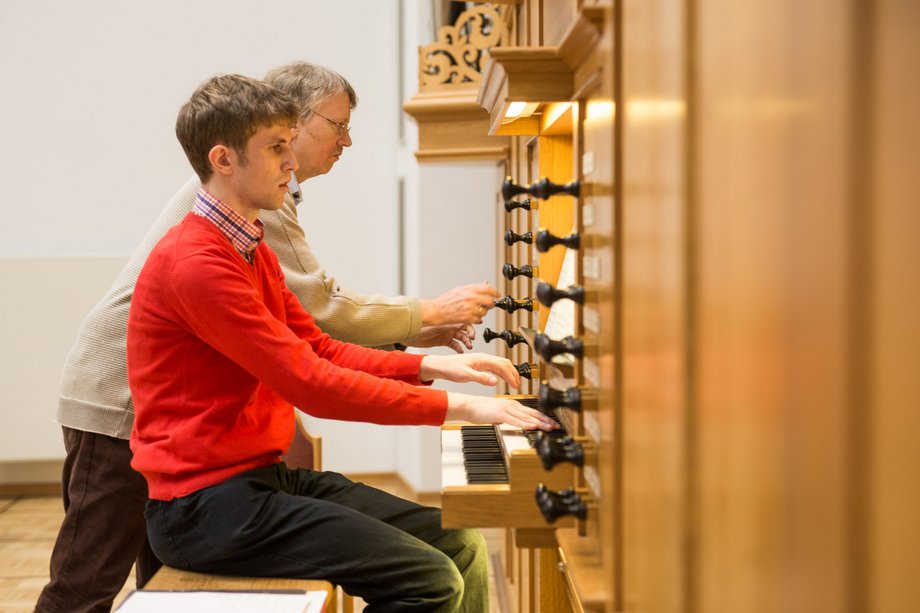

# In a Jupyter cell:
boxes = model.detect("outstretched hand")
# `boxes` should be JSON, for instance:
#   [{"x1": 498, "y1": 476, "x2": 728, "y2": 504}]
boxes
[
  {"x1": 419, "y1": 282, "x2": 500, "y2": 326},
  {"x1": 419, "y1": 353, "x2": 521, "y2": 388},
  {"x1": 405, "y1": 324, "x2": 475, "y2": 353},
  {"x1": 446, "y1": 393, "x2": 557, "y2": 431}
]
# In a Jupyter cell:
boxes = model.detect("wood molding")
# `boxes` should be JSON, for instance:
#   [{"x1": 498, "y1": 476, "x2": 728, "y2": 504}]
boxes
[
  {"x1": 477, "y1": 8, "x2": 605, "y2": 136},
  {"x1": 403, "y1": 88, "x2": 509, "y2": 163}
]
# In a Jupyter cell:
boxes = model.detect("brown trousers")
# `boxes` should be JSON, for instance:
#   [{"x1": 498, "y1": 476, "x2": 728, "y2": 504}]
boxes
[{"x1": 34, "y1": 427, "x2": 161, "y2": 613}]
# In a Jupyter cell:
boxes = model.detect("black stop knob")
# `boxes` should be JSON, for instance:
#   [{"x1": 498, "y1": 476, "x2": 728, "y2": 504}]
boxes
[
  {"x1": 535, "y1": 483, "x2": 587, "y2": 523},
  {"x1": 538, "y1": 385, "x2": 582, "y2": 413},
  {"x1": 535, "y1": 229, "x2": 580, "y2": 253},
  {"x1": 483, "y1": 328, "x2": 526, "y2": 348},
  {"x1": 504, "y1": 229, "x2": 533, "y2": 246},
  {"x1": 502, "y1": 177, "x2": 580, "y2": 201},
  {"x1": 536, "y1": 282, "x2": 585, "y2": 307},
  {"x1": 515, "y1": 362, "x2": 535, "y2": 380},
  {"x1": 502, "y1": 263, "x2": 536, "y2": 281},
  {"x1": 533, "y1": 333, "x2": 583, "y2": 361},
  {"x1": 494, "y1": 296, "x2": 534, "y2": 314},
  {"x1": 503, "y1": 198, "x2": 534, "y2": 213},
  {"x1": 533, "y1": 432, "x2": 585, "y2": 470}
]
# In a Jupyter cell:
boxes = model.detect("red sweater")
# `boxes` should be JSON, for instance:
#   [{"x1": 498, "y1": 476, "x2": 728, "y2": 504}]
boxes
[{"x1": 127, "y1": 214, "x2": 448, "y2": 500}]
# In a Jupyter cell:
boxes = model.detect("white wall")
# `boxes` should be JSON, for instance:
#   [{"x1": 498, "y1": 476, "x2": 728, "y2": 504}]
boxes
[
  {"x1": 0, "y1": 1, "x2": 500, "y2": 487},
  {"x1": 0, "y1": 0, "x2": 402, "y2": 473}
]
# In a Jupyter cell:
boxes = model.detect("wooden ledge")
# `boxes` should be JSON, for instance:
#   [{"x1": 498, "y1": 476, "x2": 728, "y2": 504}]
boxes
[
  {"x1": 403, "y1": 88, "x2": 509, "y2": 163},
  {"x1": 477, "y1": 8, "x2": 606, "y2": 136}
]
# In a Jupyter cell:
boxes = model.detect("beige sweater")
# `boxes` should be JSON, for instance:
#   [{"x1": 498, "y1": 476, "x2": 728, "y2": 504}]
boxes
[{"x1": 57, "y1": 176, "x2": 422, "y2": 439}]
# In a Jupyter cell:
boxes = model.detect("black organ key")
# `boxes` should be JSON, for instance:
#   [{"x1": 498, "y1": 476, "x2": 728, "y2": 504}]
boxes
[{"x1": 460, "y1": 425, "x2": 508, "y2": 484}]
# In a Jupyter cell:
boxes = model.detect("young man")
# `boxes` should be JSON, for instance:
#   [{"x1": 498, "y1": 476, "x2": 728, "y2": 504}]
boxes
[
  {"x1": 128, "y1": 74, "x2": 554, "y2": 611},
  {"x1": 37, "y1": 63, "x2": 497, "y2": 613}
]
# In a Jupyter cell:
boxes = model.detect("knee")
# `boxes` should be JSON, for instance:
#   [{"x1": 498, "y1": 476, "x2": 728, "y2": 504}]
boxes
[
  {"x1": 421, "y1": 550, "x2": 465, "y2": 610},
  {"x1": 454, "y1": 528, "x2": 489, "y2": 572}
]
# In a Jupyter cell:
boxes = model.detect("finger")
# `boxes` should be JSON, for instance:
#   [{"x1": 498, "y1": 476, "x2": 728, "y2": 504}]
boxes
[
  {"x1": 463, "y1": 324, "x2": 476, "y2": 339},
  {"x1": 487, "y1": 357, "x2": 521, "y2": 388},
  {"x1": 466, "y1": 367, "x2": 498, "y2": 386},
  {"x1": 447, "y1": 338, "x2": 463, "y2": 354},
  {"x1": 514, "y1": 405, "x2": 557, "y2": 431}
]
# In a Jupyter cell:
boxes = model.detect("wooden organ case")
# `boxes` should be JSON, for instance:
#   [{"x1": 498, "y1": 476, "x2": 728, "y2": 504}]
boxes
[
  {"x1": 407, "y1": 1, "x2": 919, "y2": 613},
  {"x1": 407, "y1": 3, "x2": 616, "y2": 611}
]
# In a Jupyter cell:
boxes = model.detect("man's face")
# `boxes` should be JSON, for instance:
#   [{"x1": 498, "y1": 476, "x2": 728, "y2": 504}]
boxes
[
  {"x1": 229, "y1": 122, "x2": 298, "y2": 218},
  {"x1": 291, "y1": 91, "x2": 353, "y2": 181}
]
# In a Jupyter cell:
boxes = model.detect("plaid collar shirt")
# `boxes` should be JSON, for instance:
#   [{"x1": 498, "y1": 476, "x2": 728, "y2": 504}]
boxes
[{"x1": 192, "y1": 188, "x2": 264, "y2": 264}]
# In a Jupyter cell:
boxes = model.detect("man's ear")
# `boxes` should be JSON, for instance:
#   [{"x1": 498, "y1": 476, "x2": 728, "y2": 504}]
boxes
[{"x1": 208, "y1": 144, "x2": 234, "y2": 176}]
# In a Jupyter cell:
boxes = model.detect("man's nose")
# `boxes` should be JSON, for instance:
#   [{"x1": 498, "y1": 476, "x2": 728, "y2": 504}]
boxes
[{"x1": 285, "y1": 147, "x2": 299, "y2": 172}]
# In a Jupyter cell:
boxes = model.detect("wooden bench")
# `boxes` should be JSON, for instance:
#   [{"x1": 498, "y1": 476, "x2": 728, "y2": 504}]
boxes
[
  {"x1": 144, "y1": 414, "x2": 355, "y2": 613},
  {"x1": 144, "y1": 565, "x2": 337, "y2": 611}
]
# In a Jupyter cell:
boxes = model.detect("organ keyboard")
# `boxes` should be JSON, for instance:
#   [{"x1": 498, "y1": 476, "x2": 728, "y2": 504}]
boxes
[{"x1": 440, "y1": 396, "x2": 576, "y2": 529}]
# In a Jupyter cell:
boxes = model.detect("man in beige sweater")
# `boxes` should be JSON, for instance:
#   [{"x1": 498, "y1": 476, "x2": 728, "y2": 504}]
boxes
[{"x1": 36, "y1": 62, "x2": 499, "y2": 613}]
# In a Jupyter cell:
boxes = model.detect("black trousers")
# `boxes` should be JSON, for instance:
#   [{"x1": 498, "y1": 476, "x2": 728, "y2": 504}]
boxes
[
  {"x1": 145, "y1": 463, "x2": 489, "y2": 613},
  {"x1": 35, "y1": 428, "x2": 162, "y2": 613}
]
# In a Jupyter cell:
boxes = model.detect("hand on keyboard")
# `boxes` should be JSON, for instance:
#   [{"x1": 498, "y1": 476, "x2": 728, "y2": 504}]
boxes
[{"x1": 445, "y1": 393, "x2": 558, "y2": 431}]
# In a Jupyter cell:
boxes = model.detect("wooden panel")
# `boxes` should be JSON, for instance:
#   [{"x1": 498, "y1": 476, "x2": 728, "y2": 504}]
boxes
[
  {"x1": 536, "y1": 134, "x2": 575, "y2": 328},
  {"x1": 694, "y1": 0, "x2": 855, "y2": 612},
  {"x1": 620, "y1": 1, "x2": 689, "y2": 613},
  {"x1": 543, "y1": 0, "x2": 580, "y2": 46},
  {"x1": 868, "y1": 1, "x2": 920, "y2": 611}
]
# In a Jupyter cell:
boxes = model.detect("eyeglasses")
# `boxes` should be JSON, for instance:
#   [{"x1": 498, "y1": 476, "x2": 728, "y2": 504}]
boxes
[{"x1": 311, "y1": 110, "x2": 351, "y2": 136}]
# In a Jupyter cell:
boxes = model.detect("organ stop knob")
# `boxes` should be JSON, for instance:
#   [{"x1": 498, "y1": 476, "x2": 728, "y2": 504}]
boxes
[
  {"x1": 504, "y1": 198, "x2": 536, "y2": 212},
  {"x1": 502, "y1": 263, "x2": 537, "y2": 281},
  {"x1": 536, "y1": 282, "x2": 584, "y2": 306},
  {"x1": 502, "y1": 177, "x2": 580, "y2": 201},
  {"x1": 514, "y1": 362, "x2": 537, "y2": 380},
  {"x1": 538, "y1": 385, "x2": 582, "y2": 413},
  {"x1": 504, "y1": 229, "x2": 533, "y2": 246},
  {"x1": 535, "y1": 229, "x2": 580, "y2": 253},
  {"x1": 534, "y1": 333, "x2": 584, "y2": 361},
  {"x1": 535, "y1": 483, "x2": 587, "y2": 523},
  {"x1": 533, "y1": 431, "x2": 585, "y2": 469},
  {"x1": 483, "y1": 328, "x2": 526, "y2": 348},
  {"x1": 494, "y1": 296, "x2": 534, "y2": 314}
]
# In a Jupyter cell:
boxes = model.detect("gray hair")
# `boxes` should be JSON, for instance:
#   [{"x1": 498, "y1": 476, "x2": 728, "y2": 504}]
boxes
[{"x1": 265, "y1": 61, "x2": 358, "y2": 120}]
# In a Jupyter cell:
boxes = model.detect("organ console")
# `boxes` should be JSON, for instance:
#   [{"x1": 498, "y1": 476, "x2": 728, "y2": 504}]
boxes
[
  {"x1": 440, "y1": 397, "x2": 577, "y2": 530},
  {"x1": 417, "y1": 3, "x2": 615, "y2": 611}
]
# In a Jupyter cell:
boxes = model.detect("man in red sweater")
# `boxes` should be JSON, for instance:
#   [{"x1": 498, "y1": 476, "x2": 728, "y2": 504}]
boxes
[{"x1": 127, "y1": 74, "x2": 554, "y2": 612}]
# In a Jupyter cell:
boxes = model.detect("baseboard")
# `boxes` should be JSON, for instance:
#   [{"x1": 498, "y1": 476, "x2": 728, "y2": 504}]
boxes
[
  {"x1": 0, "y1": 460, "x2": 64, "y2": 495},
  {"x1": 0, "y1": 465, "x2": 442, "y2": 503}
]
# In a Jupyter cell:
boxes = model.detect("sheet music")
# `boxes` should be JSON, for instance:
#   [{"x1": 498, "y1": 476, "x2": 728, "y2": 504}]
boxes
[
  {"x1": 542, "y1": 247, "x2": 576, "y2": 340},
  {"x1": 115, "y1": 590, "x2": 327, "y2": 613}
]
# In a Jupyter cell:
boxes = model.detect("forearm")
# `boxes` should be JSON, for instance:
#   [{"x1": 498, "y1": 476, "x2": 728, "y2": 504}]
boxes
[{"x1": 263, "y1": 201, "x2": 424, "y2": 345}]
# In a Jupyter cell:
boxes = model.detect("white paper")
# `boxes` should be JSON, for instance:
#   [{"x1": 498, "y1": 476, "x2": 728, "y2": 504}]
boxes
[
  {"x1": 542, "y1": 247, "x2": 577, "y2": 341},
  {"x1": 115, "y1": 590, "x2": 327, "y2": 613}
]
